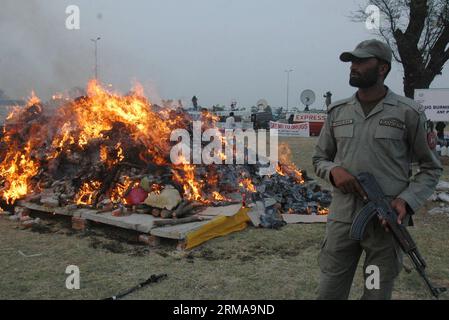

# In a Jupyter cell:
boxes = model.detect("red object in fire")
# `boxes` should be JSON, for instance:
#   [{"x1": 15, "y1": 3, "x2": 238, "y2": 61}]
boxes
[{"x1": 125, "y1": 187, "x2": 148, "y2": 205}]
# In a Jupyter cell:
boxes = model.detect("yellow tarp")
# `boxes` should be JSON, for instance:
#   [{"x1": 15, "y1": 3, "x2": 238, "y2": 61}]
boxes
[{"x1": 184, "y1": 207, "x2": 251, "y2": 250}]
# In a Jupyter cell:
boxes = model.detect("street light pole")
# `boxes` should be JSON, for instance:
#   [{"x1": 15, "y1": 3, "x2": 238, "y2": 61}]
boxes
[
  {"x1": 285, "y1": 69, "x2": 293, "y2": 113},
  {"x1": 90, "y1": 37, "x2": 101, "y2": 80}
]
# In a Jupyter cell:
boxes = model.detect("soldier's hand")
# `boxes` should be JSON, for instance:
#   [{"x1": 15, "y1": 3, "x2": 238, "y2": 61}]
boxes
[
  {"x1": 379, "y1": 198, "x2": 407, "y2": 232},
  {"x1": 391, "y1": 198, "x2": 407, "y2": 225},
  {"x1": 330, "y1": 167, "x2": 367, "y2": 200}
]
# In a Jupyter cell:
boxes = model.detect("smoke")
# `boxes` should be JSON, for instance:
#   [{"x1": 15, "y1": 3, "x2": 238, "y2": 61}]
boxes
[{"x1": 0, "y1": 0, "x2": 91, "y2": 100}]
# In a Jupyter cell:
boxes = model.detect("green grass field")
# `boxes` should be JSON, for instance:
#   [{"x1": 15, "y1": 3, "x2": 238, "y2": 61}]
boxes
[{"x1": 1, "y1": 137, "x2": 448, "y2": 300}]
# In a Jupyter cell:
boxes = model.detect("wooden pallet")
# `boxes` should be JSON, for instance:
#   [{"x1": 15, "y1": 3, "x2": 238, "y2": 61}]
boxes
[
  {"x1": 15, "y1": 201, "x2": 326, "y2": 249},
  {"x1": 16, "y1": 201, "x2": 222, "y2": 249}
]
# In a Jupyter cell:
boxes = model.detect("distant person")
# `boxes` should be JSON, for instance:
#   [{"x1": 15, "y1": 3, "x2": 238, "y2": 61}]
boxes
[
  {"x1": 436, "y1": 121, "x2": 446, "y2": 141},
  {"x1": 324, "y1": 91, "x2": 333, "y2": 108},
  {"x1": 427, "y1": 121, "x2": 437, "y2": 151},
  {"x1": 192, "y1": 96, "x2": 198, "y2": 110},
  {"x1": 288, "y1": 114, "x2": 295, "y2": 124},
  {"x1": 225, "y1": 112, "x2": 235, "y2": 130}
]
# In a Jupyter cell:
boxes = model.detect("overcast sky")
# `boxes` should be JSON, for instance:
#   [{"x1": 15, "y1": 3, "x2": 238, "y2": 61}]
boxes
[{"x1": 1, "y1": 0, "x2": 448, "y2": 109}]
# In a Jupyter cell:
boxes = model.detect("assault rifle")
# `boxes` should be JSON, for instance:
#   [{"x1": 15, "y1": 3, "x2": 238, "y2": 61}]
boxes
[
  {"x1": 104, "y1": 273, "x2": 168, "y2": 300},
  {"x1": 350, "y1": 172, "x2": 447, "y2": 299}
]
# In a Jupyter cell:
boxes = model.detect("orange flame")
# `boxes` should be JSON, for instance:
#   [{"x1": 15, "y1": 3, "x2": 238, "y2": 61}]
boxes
[
  {"x1": 0, "y1": 81, "x2": 195, "y2": 205},
  {"x1": 239, "y1": 177, "x2": 257, "y2": 193},
  {"x1": 277, "y1": 143, "x2": 304, "y2": 184},
  {"x1": 28, "y1": 91, "x2": 41, "y2": 107},
  {"x1": 150, "y1": 183, "x2": 163, "y2": 195},
  {"x1": 110, "y1": 176, "x2": 138, "y2": 204},
  {"x1": 48, "y1": 80, "x2": 183, "y2": 163},
  {"x1": 100, "y1": 143, "x2": 125, "y2": 168},
  {"x1": 318, "y1": 207, "x2": 329, "y2": 215},
  {"x1": 75, "y1": 181, "x2": 102, "y2": 205},
  {"x1": 211, "y1": 191, "x2": 232, "y2": 202},
  {"x1": 172, "y1": 165, "x2": 205, "y2": 202},
  {"x1": 0, "y1": 81, "x2": 313, "y2": 208},
  {"x1": 0, "y1": 142, "x2": 39, "y2": 204}
]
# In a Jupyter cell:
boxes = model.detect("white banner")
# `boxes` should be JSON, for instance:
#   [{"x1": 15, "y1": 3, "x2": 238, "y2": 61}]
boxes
[
  {"x1": 415, "y1": 89, "x2": 449, "y2": 122},
  {"x1": 293, "y1": 113, "x2": 327, "y2": 123},
  {"x1": 270, "y1": 121, "x2": 310, "y2": 137}
]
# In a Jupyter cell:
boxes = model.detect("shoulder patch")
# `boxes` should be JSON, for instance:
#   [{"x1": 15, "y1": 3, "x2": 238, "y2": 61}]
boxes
[{"x1": 327, "y1": 97, "x2": 353, "y2": 114}]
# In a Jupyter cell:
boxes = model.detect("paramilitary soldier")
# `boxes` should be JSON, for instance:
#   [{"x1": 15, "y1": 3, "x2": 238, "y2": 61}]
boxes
[{"x1": 312, "y1": 39, "x2": 442, "y2": 300}]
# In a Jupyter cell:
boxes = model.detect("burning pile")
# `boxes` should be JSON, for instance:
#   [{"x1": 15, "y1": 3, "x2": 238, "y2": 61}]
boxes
[{"x1": 0, "y1": 81, "x2": 330, "y2": 219}]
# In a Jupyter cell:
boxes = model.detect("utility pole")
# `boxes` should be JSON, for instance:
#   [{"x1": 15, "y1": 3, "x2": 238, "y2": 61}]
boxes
[
  {"x1": 90, "y1": 37, "x2": 101, "y2": 80},
  {"x1": 285, "y1": 69, "x2": 293, "y2": 113}
]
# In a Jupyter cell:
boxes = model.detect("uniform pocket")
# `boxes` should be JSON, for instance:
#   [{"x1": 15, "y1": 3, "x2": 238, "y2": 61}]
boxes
[
  {"x1": 333, "y1": 124, "x2": 354, "y2": 138},
  {"x1": 374, "y1": 126, "x2": 404, "y2": 140}
]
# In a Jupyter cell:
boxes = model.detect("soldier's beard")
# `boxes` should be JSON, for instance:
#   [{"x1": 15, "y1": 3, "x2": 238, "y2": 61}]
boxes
[{"x1": 349, "y1": 65, "x2": 380, "y2": 88}]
